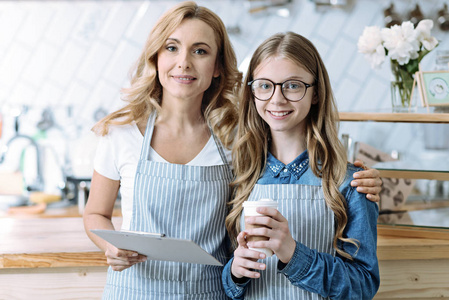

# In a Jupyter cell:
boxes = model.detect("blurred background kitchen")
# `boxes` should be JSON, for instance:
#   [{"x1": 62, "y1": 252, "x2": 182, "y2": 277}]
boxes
[{"x1": 0, "y1": 0, "x2": 448, "y2": 217}]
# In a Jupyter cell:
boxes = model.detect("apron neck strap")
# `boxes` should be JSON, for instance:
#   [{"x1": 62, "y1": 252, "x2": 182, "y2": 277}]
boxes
[
  {"x1": 140, "y1": 111, "x2": 157, "y2": 160},
  {"x1": 209, "y1": 126, "x2": 230, "y2": 166}
]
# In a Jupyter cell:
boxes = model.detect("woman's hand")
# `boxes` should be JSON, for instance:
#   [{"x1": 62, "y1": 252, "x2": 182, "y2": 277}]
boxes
[
  {"x1": 104, "y1": 243, "x2": 147, "y2": 272},
  {"x1": 352, "y1": 160, "x2": 383, "y2": 202},
  {"x1": 245, "y1": 207, "x2": 296, "y2": 264},
  {"x1": 231, "y1": 231, "x2": 267, "y2": 280}
]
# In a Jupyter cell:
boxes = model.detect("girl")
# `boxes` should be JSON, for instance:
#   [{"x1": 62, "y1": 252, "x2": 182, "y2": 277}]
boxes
[{"x1": 223, "y1": 32, "x2": 380, "y2": 299}]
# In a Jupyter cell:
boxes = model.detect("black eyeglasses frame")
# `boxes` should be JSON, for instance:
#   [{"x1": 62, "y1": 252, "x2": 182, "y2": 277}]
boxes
[{"x1": 248, "y1": 78, "x2": 315, "y2": 102}]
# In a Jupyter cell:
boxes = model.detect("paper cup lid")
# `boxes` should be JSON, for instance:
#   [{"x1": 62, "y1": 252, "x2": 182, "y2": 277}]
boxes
[{"x1": 242, "y1": 199, "x2": 278, "y2": 208}]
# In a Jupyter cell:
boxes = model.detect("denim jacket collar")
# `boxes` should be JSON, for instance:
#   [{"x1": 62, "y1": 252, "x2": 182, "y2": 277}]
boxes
[{"x1": 266, "y1": 150, "x2": 309, "y2": 180}]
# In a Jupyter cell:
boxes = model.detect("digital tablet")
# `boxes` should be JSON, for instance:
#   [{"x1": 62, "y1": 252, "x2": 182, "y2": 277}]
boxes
[{"x1": 91, "y1": 229, "x2": 223, "y2": 266}]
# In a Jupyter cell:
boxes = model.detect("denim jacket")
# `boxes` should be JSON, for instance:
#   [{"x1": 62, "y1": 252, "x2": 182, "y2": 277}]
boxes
[{"x1": 222, "y1": 151, "x2": 380, "y2": 299}]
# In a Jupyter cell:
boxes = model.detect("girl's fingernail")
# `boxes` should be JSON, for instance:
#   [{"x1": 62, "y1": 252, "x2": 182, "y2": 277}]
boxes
[{"x1": 132, "y1": 253, "x2": 138, "y2": 257}]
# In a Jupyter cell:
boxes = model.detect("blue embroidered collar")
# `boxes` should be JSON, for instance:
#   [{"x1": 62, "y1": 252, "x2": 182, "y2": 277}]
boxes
[{"x1": 266, "y1": 150, "x2": 309, "y2": 180}]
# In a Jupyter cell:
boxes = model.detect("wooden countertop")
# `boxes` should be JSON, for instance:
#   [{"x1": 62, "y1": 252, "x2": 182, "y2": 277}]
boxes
[
  {"x1": 0, "y1": 204, "x2": 122, "y2": 218},
  {"x1": 377, "y1": 234, "x2": 449, "y2": 261},
  {"x1": 0, "y1": 217, "x2": 121, "y2": 269},
  {"x1": 2, "y1": 217, "x2": 449, "y2": 269}
]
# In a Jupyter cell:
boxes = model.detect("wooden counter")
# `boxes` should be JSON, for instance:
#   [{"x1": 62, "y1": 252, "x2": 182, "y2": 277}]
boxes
[
  {"x1": 375, "y1": 234, "x2": 449, "y2": 299},
  {"x1": 0, "y1": 217, "x2": 120, "y2": 268},
  {"x1": 1, "y1": 217, "x2": 449, "y2": 299},
  {"x1": 0, "y1": 217, "x2": 120, "y2": 300},
  {"x1": 0, "y1": 203, "x2": 122, "y2": 218}
]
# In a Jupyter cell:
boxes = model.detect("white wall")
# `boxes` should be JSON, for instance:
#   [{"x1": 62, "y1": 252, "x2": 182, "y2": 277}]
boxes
[{"x1": 0, "y1": 0, "x2": 448, "y2": 190}]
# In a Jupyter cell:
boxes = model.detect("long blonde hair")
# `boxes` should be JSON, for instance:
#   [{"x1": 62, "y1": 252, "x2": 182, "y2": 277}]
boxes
[
  {"x1": 92, "y1": 1, "x2": 241, "y2": 148},
  {"x1": 226, "y1": 32, "x2": 357, "y2": 259}
]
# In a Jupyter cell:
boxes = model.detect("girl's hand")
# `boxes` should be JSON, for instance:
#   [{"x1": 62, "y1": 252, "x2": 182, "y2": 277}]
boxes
[
  {"x1": 245, "y1": 207, "x2": 296, "y2": 264},
  {"x1": 231, "y1": 231, "x2": 267, "y2": 279},
  {"x1": 104, "y1": 243, "x2": 147, "y2": 271},
  {"x1": 352, "y1": 159, "x2": 383, "y2": 203}
]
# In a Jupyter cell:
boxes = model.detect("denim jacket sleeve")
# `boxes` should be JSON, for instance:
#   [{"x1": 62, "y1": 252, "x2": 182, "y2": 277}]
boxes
[
  {"x1": 222, "y1": 257, "x2": 251, "y2": 299},
  {"x1": 277, "y1": 181, "x2": 380, "y2": 299}
]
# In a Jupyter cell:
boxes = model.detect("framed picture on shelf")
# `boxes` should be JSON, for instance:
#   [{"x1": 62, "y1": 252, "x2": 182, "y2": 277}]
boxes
[{"x1": 421, "y1": 70, "x2": 449, "y2": 106}]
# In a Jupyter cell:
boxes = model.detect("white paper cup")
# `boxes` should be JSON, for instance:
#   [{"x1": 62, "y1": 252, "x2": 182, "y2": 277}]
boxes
[{"x1": 242, "y1": 199, "x2": 278, "y2": 257}]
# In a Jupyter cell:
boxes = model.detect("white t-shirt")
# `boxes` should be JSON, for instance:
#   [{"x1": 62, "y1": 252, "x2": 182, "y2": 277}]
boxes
[{"x1": 93, "y1": 123, "x2": 232, "y2": 230}]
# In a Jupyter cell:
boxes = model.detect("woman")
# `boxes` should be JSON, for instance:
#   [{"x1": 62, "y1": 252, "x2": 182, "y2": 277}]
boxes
[{"x1": 84, "y1": 2, "x2": 240, "y2": 298}]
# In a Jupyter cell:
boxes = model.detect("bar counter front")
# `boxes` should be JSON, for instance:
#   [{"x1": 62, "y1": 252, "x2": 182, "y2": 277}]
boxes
[{"x1": 1, "y1": 216, "x2": 449, "y2": 299}]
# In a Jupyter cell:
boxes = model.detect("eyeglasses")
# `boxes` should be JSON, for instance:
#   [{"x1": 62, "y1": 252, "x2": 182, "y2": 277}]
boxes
[{"x1": 248, "y1": 78, "x2": 315, "y2": 102}]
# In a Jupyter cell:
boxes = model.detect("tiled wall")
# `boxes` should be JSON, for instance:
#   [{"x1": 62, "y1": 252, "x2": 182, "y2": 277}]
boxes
[{"x1": 0, "y1": 0, "x2": 448, "y2": 189}]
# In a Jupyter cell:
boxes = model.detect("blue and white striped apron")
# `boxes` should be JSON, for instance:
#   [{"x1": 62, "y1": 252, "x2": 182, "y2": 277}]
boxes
[
  {"x1": 103, "y1": 113, "x2": 233, "y2": 299},
  {"x1": 243, "y1": 184, "x2": 335, "y2": 300}
]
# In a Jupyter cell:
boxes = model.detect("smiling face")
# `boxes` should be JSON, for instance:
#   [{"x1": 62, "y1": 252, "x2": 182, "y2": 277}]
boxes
[
  {"x1": 157, "y1": 18, "x2": 220, "y2": 105},
  {"x1": 253, "y1": 56, "x2": 315, "y2": 140}
]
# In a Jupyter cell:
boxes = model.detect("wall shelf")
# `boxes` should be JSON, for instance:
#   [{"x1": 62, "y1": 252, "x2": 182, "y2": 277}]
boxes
[
  {"x1": 340, "y1": 111, "x2": 449, "y2": 180},
  {"x1": 339, "y1": 111, "x2": 449, "y2": 123},
  {"x1": 377, "y1": 169, "x2": 449, "y2": 180}
]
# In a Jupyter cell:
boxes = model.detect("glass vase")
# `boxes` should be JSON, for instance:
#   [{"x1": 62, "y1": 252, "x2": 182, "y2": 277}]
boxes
[
  {"x1": 390, "y1": 80, "x2": 418, "y2": 112},
  {"x1": 390, "y1": 61, "x2": 418, "y2": 113}
]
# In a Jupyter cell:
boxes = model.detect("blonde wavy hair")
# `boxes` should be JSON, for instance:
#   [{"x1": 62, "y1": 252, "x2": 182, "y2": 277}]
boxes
[
  {"x1": 226, "y1": 32, "x2": 358, "y2": 259},
  {"x1": 92, "y1": 1, "x2": 241, "y2": 149}
]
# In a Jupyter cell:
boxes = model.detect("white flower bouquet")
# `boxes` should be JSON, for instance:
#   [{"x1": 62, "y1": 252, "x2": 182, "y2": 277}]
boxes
[{"x1": 358, "y1": 20, "x2": 438, "y2": 109}]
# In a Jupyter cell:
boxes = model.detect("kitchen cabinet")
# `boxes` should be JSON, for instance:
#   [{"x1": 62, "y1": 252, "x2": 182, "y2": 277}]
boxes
[{"x1": 340, "y1": 111, "x2": 449, "y2": 298}]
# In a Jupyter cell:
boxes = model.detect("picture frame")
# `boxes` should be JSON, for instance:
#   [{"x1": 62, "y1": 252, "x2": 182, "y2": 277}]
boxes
[{"x1": 421, "y1": 70, "x2": 449, "y2": 106}]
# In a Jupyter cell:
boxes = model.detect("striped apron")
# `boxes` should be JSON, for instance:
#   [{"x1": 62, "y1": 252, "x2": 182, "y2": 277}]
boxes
[
  {"x1": 243, "y1": 184, "x2": 335, "y2": 300},
  {"x1": 103, "y1": 113, "x2": 233, "y2": 299}
]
